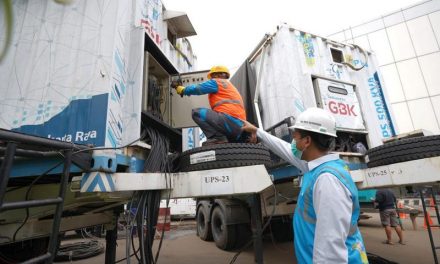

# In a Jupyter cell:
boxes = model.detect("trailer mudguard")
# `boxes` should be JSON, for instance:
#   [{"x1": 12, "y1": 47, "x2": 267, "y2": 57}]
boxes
[{"x1": 213, "y1": 199, "x2": 250, "y2": 225}]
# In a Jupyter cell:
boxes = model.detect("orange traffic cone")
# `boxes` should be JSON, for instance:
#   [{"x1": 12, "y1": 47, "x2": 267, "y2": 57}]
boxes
[
  {"x1": 397, "y1": 202, "x2": 407, "y2": 219},
  {"x1": 157, "y1": 207, "x2": 171, "y2": 232},
  {"x1": 423, "y1": 210, "x2": 439, "y2": 229},
  {"x1": 430, "y1": 198, "x2": 436, "y2": 212}
]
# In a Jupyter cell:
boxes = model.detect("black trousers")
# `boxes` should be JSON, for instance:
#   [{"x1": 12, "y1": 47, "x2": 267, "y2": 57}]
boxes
[{"x1": 191, "y1": 108, "x2": 248, "y2": 142}]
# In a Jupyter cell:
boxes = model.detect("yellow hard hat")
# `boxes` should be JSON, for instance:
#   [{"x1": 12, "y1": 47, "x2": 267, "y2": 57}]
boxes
[{"x1": 207, "y1": 65, "x2": 230, "y2": 79}]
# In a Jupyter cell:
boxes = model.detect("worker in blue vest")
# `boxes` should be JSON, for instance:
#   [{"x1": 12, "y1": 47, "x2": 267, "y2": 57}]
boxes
[{"x1": 242, "y1": 107, "x2": 368, "y2": 264}]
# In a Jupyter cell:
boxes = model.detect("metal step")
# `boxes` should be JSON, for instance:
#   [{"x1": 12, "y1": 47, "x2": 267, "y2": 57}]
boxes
[
  {"x1": 21, "y1": 252, "x2": 51, "y2": 264},
  {"x1": 0, "y1": 198, "x2": 63, "y2": 211}
]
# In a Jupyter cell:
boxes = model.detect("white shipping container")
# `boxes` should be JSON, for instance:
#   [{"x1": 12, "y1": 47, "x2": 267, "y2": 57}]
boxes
[
  {"x1": 232, "y1": 24, "x2": 397, "y2": 149},
  {"x1": 0, "y1": 0, "x2": 197, "y2": 147}
]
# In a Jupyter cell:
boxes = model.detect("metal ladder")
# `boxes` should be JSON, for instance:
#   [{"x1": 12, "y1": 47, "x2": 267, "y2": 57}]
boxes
[
  {"x1": 0, "y1": 129, "x2": 90, "y2": 263},
  {"x1": 420, "y1": 186, "x2": 440, "y2": 264}
]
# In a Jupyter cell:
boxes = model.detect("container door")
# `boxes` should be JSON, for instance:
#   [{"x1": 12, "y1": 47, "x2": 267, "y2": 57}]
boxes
[
  {"x1": 313, "y1": 78, "x2": 366, "y2": 132},
  {"x1": 171, "y1": 70, "x2": 211, "y2": 128}
]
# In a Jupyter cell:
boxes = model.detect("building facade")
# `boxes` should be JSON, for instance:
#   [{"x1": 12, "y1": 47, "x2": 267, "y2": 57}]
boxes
[{"x1": 329, "y1": 0, "x2": 440, "y2": 135}]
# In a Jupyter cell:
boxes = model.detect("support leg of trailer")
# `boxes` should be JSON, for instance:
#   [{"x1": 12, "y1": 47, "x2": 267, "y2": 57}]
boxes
[
  {"x1": 250, "y1": 194, "x2": 264, "y2": 264},
  {"x1": 105, "y1": 216, "x2": 118, "y2": 264}
]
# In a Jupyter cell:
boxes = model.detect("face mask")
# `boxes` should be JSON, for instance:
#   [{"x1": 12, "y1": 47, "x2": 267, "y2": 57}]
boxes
[{"x1": 291, "y1": 139, "x2": 303, "y2": 159}]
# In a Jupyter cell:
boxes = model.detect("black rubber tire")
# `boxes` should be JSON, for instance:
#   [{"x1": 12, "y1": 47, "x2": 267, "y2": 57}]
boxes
[
  {"x1": 178, "y1": 143, "x2": 272, "y2": 172},
  {"x1": 211, "y1": 206, "x2": 237, "y2": 250},
  {"x1": 196, "y1": 204, "x2": 213, "y2": 241},
  {"x1": 367, "y1": 135, "x2": 440, "y2": 168}
]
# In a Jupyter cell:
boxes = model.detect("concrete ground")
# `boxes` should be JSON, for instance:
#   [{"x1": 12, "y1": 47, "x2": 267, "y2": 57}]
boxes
[{"x1": 57, "y1": 213, "x2": 440, "y2": 264}]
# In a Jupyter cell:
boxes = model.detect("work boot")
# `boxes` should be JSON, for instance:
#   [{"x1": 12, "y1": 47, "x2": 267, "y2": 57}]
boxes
[{"x1": 202, "y1": 137, "x2": 228, "y2": 146}]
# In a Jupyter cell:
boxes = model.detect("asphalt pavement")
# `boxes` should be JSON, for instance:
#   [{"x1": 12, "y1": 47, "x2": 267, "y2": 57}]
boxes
[{"x1": 57, "y1": 213, "x2": 440, "y2": 264}]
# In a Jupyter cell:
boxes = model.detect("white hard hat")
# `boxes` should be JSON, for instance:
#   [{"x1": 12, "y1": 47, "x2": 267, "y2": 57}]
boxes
[{"x1": 288, "y1": 107, "x2": 337, "y2": 137}]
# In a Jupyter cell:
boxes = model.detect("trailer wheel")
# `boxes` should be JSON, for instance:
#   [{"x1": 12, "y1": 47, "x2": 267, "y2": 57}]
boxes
[
  {"x1": 197, "y1": 204, "x2": 213, "y2": 241},
  {"x1": 178, "y1": 143, "x2": 272, "y2": 172},
  {"x1": 211, "y1": 206, "x2": 237, "y2": 250},
  {"x1": 367, "y1": 135, "x2": 440, "y2": 168}
]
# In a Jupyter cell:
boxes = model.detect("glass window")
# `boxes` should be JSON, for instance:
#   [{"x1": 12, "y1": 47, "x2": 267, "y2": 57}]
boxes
[
  {"x1": 380, "y1": 64, "x2": 405, "y2": 103},
  {"x1": 431, "y1": 95, "x2": 440, "y2": 132},
  {"x1": 407, "y1": 16, "x2": 439, "y2": 56},
  {"x1": 383, "y1": 11, "x2": 405, "y2": 28},
  {"x1": 428, "y1": 11, "x2": 440, "y2": 45},
  {"x1": 391, "y1": 102, "x2": 414, "y2": 134},
  {"x1": 367, "y1": 30, "x2": 394, "y2": 65},
  {"x1": 387, "y1": 23, "x2": 416, "y2": 61},
  {"x1": 396, "y1": 59, "x2": 428, "y2": 100},
  {"x1": 408, "y1": 98, "x2": 440, "y2": 134},
  {"x1": 353, "y1": 36, "x2": 371, "y2": 51},
  {"x1": 352, "y1": 19, "x2": 384, "y2": 39},
  {"x1": 419, "y1": 52, "x2": 440, "y2": 96},
  {"x1": 330, "y1": 32, "x2": 346, "y2": 42},
  {"x1": 403, "y1": 1, "x2": 440, "y2": 21}
]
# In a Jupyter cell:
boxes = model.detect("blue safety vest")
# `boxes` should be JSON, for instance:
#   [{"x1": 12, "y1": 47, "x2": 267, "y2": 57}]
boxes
[{"x1": 293, "y1": 159, "x2": 368, "y2": 264}]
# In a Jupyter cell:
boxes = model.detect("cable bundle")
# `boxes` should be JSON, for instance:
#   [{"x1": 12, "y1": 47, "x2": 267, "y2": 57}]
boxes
[
  {"x1": 117, "y1": 126, "x2": 172, "y2": 264},
  {"x1": 54, "y1": 240, "x2": 104, "y2": 262},
  {"x1": 147, "y1": 78, "x2": 165, "y2": 120}
]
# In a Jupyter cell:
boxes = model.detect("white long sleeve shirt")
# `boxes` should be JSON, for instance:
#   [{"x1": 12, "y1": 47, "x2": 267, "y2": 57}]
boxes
[{"x1": 257, "y1": 129, "x2": 352, "y2": 264}]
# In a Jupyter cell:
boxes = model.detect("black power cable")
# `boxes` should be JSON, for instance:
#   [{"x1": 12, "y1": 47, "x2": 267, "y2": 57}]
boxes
[
  {"x1": 119, "y1": 126, "x2": 172, "y2": 264},
  {"x1": 54, "y1": 240, "x2": 104, "y2": 261},
  {"x1": 12, "y1": 156, "x2": 65, "y2": 242}
]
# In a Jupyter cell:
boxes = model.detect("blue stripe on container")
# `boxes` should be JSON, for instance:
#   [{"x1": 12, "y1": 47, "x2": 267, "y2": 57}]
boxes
[
  {"x1": 107, "y1": 128, "x2": 117, "y2": 147},
  {"x1": 114, "y1": 84, "x2": 121, "y2": 98},
  {"x1": 119, "y1": 81, "x2": 126, "y2": 94},
  {"x1": 114, "y1": 51, "x2": 125, "y2": 75}
]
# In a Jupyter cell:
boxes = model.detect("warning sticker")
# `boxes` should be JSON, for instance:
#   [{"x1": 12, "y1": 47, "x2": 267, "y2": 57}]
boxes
[{"x1": 190, "y1": 151, "x2": 216, "y2": 164}]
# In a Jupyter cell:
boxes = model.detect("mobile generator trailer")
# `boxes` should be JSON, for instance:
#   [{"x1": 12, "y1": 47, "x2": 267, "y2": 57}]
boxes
[
  {"x1": 1, "y1": 2, "x2": 438, "y2": 263},
  {"x1": 0, "y1": 1, "x2": 277, "y2": 263},
  {"x1": 192, "y1": 23, "x2": 399, "y2": 250},
  {"x1": 0, "y1": 0, "x2": 206, "y2": 262}
]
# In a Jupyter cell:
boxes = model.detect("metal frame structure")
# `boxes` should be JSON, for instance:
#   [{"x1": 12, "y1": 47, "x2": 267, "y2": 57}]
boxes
[
  {"x1": 351, "y1": 156, "x2": 440, "y2": 263},
  {"x1": 77, "y1": 165, "x2": 274, "y2": 264},
  {"x1": 79, "y1": 155, "x2": 440, "y2": 263},
  {"x1": 420, "y1": 186, "x2": 440, "y2": 264},
  {"x1": 0, "y1": 129, "x2": 92, "y2": 264}
]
